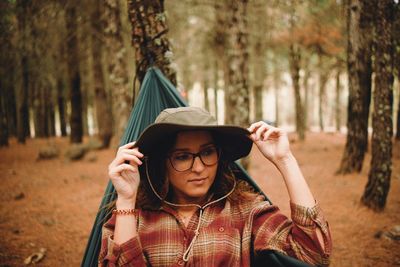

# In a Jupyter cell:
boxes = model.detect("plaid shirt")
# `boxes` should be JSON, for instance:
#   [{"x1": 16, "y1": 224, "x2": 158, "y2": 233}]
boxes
[{"x1": 98, "y1": 196, "x2": 331, "y2": 267}]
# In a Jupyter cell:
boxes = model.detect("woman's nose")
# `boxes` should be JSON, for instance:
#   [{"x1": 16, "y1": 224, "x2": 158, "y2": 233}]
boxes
[{"x1": 191, "y1": 155, "x2": 205, "y2": 172}]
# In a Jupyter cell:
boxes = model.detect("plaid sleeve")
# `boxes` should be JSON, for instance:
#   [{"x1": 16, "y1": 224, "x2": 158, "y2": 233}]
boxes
[
  {"x1": 98, "y1": 214, "x2": 147, "y2": 267},
  {"x1": 252, "y1": 201, "x2": 332, "y2": 267}
]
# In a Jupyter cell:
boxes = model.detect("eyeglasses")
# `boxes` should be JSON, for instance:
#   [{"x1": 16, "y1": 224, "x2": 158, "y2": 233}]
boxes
[{"x1": 168, "y1": 145, "x2": 220, "y2": 172}]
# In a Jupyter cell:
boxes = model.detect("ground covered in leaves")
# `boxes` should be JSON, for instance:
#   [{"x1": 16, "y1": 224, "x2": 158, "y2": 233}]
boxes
[{"x1": 0, "y1": 133, "x2": 399, "y2": 266}]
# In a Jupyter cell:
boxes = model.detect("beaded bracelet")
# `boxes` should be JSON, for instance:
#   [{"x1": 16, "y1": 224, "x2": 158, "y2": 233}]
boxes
[{"x1": 112, "y1": 209, "x2": 136, "y2": 216}]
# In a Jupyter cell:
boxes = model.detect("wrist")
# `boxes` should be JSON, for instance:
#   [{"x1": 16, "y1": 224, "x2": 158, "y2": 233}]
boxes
[
  {"x1": 116, "y1": 197, "x2": 136, "y2": 209},
  {"x1": 274, "y1": 152, "x2": 296, "y2": 169}
]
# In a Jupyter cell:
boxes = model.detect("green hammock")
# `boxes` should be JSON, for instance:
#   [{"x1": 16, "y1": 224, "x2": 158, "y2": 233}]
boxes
[{"x1": 81, "y1": 67, "x2": 312, "y2": 267}]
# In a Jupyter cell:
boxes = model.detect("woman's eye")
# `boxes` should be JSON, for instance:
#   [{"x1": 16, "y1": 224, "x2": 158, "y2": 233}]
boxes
[
  {"x1": 201, "y1": 147, "x2": 216, "y2": 156},
  {"x1": 174, "y1": 153, "x2": 191, "y2": 161}
]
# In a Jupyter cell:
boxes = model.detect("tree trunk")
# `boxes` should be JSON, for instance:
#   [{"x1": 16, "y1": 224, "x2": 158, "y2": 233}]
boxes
[
  {"x1": 318, "y1": 64, "x2": 329, "y2": 132},
  {"x1": 104, "y1": 0, "x2": 131, "y2": 146},
  {"x1": 16, "y1": 0, "x2": 31, "y2": 143},
  {"x1": 47, "y1": 86, "x2": 56, "y2": 137},
  {"x1": 224, "y1": 0, "x2": 250, "y2": 169},
  {"x1": 224, "y1": 0, "x2": 250, "y2": 127},
  {"x1": 0, "y1": 83, "x2": 8, "y2": 146},
  {"x1": 214, "y1": 0, "x2": 229, "y2": 122},
  {"x1": 396, "y1": 89, "x2": 400, "y2": 140},
  {"x1": 57, "y1": 78, "x2": 67, "y2": 136},
  {"x1": 128, "y1": 0, "x2": 176, "y2": 86},
  {"x1": 66, "y1": 2, "x2": 83, "y2": 143},
  {"x1": 203, "y1": 59, "x2": 210, "y2": 112},
  {"x1": 92, "y1": 0, "x2": 113, "y2": 148},
  {"x1": 303, "y1": 63, "x2": 311, "y2": 130},
  {"x1": 253, "y1": 42, "x2": 265, "y2": 122},
  {"x1": 361, "y1": 0, "x2": 395, "y2": 211},
  {"x1": 337, "y1": 0, "x2": 373, "y2": 174},
  {"x1": 272, "y1": 63, "x2": 281, "y2": 127},
  {"x1": 213, "y1": 59, "x2": 219, "y2": 122},
  {"x1": 335, "y1": 68, "x2": 342, "y2": 132},
  {"x1": 289, "y1": 44, "x2": 305, "y2": 140}
]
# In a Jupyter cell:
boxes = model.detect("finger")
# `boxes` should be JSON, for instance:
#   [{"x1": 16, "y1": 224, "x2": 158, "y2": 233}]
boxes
[
  {"x1": 262, "y1": 128, "x2": 277, "y2": 141},
  {"x1": 117, "y1": 153, "x2": 143, "y2": 166},
  {"x1": 120, "y1": 148, "x2": 144, "y2": 158},
  {"x1": 255, "y1": 124, "x2": 268, "y2": 140},
  {"x1": 109, "y1": 163, "x2": 138, "y2": 177},
  {"x1": 247, "y1": 121, "x2": 264, "y2": 132},
  {"x1": 248, "y1": 121, "x2": 273, "y2": 133},
  {"x1": 117, "y1": 141, "x2": 137, "y2": 152},
  {"x1": 109, "y1": 152, "x2": 143, "y2": 169}
]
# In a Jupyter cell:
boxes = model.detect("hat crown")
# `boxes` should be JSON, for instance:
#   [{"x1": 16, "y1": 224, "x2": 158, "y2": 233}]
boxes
[{"x1": 155, "y1": 107, "x2": 217, "y2": 126}]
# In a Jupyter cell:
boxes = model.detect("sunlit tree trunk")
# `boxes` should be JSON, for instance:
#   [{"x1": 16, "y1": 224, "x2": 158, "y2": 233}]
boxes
[
  {"x1": 224, "y1": 0, "x2": 250, "y2": 127},
  {"x1": 335, "y1": 68, "x2": 342, "y2": 132},
  {"x1": 289, "y1": 44, "x2": 305, "y2": 140},
  {"x1": 203, "y1": 58, "x2": 210, "y2": 112},
  {"x1": 224, "y1": 0, "x2": 250, "y2": 169},
  {"x1": 318, "y1": 62, "x2": 329, "y2": 132},
  {"x1": 303, "y1": 63, "x2": 311, "y2": 130},
  {"x1": 92, "y1": 0, "x2": 112, "y2": 148},
  {"x1": 361, "y1": 0, "x2": 395, "y2": 211},
  {"x1": 128, "y1": 0, "x2": 176, "y2": 86},
  {"x1": 103, "y1": 0, "x2": 131, "y2": 146},
  {"x1": 213, "y1": 59, "x2": 219, "y2": 122},
  {"x1": 337, "y1": 0, "x2": 373, "y2": 174},
  {"x1": 253, "y1": 42, "x2": 264, "y2": 122}
]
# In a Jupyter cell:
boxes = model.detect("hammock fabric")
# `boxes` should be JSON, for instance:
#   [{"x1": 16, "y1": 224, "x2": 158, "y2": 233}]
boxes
[{"x1": 81, "y1": 67, "x2": 312, "y2": 267}]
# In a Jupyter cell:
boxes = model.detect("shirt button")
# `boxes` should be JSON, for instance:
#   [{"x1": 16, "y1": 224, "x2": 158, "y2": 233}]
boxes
[
  {"x1": 218, "y1": 227, "x2": 225, "y2": 232},
  {"x1": 178, "y1": 259, "x2": 184, "y2": 265}
]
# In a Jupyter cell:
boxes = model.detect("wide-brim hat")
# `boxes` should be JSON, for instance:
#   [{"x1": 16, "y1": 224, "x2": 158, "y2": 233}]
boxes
[{"x1": 135, "y1": 107, "x2": 253, "y2": 161}]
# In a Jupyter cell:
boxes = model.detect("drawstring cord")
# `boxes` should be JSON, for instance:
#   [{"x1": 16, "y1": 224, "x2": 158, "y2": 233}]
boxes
[{"x1": 144, "y1": 158, "x2": 236, "y2": 262}]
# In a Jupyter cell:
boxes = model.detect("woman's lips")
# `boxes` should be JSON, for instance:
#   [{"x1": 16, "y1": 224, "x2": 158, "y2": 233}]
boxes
[{"x1": 188, "y1": 177, "x2": 207, "y2": 183}]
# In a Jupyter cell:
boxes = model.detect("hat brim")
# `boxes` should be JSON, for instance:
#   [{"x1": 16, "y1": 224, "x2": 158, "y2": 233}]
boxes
[{"x1": 135, "y1": 123, "x2": 253, "y2": 161}]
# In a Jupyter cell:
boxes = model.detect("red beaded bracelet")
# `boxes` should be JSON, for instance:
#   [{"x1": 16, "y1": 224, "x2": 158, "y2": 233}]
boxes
[{"x1": 112, "y1": 209, "x2": 136, "y2": 216}]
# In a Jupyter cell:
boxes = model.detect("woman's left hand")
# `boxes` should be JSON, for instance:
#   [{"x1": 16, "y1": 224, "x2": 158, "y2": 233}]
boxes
[{"x1": 247, "y1": 121, "x2": 291, "y2": 165}]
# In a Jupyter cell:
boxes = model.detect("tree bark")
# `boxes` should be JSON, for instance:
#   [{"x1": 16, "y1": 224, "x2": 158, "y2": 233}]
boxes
[
  {"x1": 66, "y1": 2, "x2": 83, "y2": 143},
  {"x1": 303, "y1": 63, "x2": 311, "y2": 130},
  {"x1": 104, "y1": 0, "x2": 131, "y2": 146},
  {"x1": 318, "y1": 62, "x2": 329, "y2": 132},
  {"x1": 203, "y1": 59, "x2": 210, "y2": 112},
  {"x1": 335, "y1": 68, "x2": 342, "y2": 132},
  {"x1": 289, "y1": 44, "x2": 305, "y2": 140},
  {"x1": 224, "y1": 0, "x2": 250, "y2": 127},
  {"x1": 396, "y1": 89, "x2": 400, "y2": 141},
  {"x1": 128, "y1": 0, "x2": 176, "y2": 86},
  {"x1": 361, "y1": 0, "x2": 395, "y2": 211},
  {"x1": 92, "y1": 0, "x2": 113, "y2": 148},
  {"x1": 0, "y1": 79, "x2": 8, "y2": 146},
  {"x1": 253, "y1": 42, "x2": 265, "y2": 122},
  {"x1": 213, "y1": 59, "x2": 219, "y2": 122},
  {"x1": 57, "y1": 78, "x2": 67, "y2": 136},
  {"x1": 16, "y1": 0, "x2": 31, "y2": 143},
  {"x1": 337, "y1": 0, "x2": 373, "y2": 174},
  {"x1": 223, "y1": 0, "x2": 250, "y2": 169}
]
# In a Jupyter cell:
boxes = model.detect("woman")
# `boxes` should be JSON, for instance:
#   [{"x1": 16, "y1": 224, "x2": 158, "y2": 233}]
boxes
[{"x1": 99, "y1": 107, "x2": 331, "y2": 266}]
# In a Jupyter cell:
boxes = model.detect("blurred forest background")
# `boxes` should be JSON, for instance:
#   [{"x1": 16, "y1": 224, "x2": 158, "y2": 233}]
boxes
[{"x1": 0, "y1": 0, "x2": 400, "y2": 266}]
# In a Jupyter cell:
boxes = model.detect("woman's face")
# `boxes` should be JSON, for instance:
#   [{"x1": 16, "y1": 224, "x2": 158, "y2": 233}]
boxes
[{"x1": 166, "y1": 131, "x2": 219, "y2": 204}]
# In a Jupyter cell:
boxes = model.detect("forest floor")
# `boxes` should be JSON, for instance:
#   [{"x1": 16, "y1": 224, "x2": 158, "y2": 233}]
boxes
[{"x1": 0, "y1": 133, "x2": 399, "y2": 267}]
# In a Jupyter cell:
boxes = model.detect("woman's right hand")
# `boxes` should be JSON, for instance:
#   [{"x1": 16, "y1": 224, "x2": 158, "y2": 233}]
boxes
[{"x1": 108, "y1": 141, "x2": 144, "y2": 204}]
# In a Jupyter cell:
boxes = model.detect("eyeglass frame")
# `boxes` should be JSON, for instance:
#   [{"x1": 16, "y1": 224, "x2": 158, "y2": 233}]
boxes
[{"x1": 167, "y1": 145, "x2": 221, "y2": 172}]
